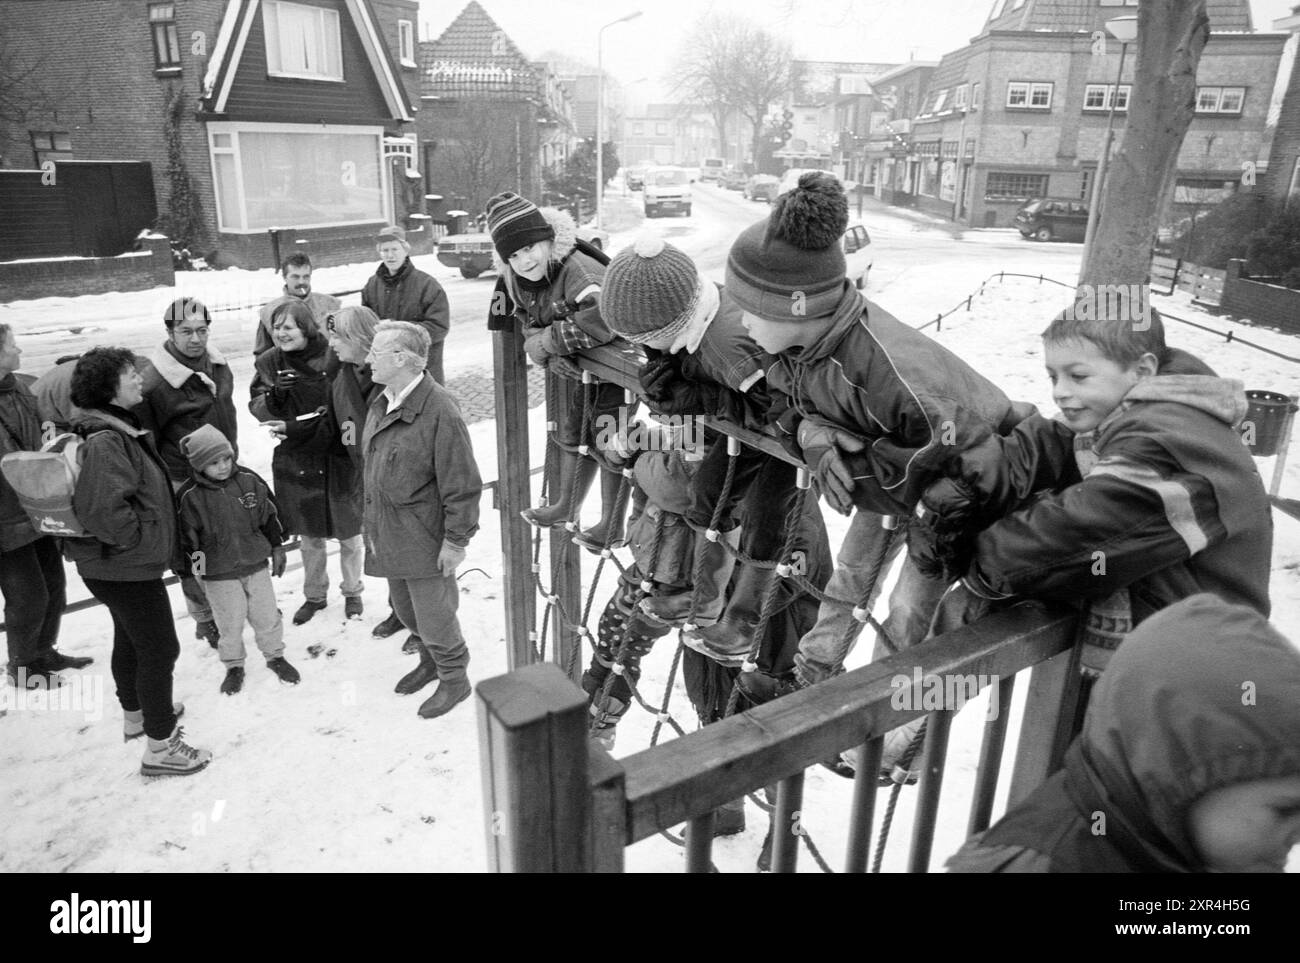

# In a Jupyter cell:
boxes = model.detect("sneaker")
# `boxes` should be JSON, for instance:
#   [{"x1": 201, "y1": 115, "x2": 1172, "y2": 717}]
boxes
[
  {"x1": 195, "y1": 620, "x2": 220, "y2": 648},
  {"x1": 293, "y1": 600, "x2": 328, "y2": 625},
  {"x1": 344, "y1": 596, "x2": 363, "y2": 619},
  {"x1": 372, "y1": 611, "x2": 404, "y2": 638},
  {"x1": 124, "y1": 703, "x2": 185, "y2": 741},
  {"x1": 141, "y1": 726, "x2": 212, "y2": 777},
  {"x1": 267, "y1": 657, "x2": 300, "y2": 685},
  {"x1": 220, "y1": 666, "x2": 244, "y2": 695},
  {"x1": 37, "y1": 651, "x2": 94, "y2": 672},
  {"x1": 401, "y1": 634, "x2": 422, "y2": 655}
]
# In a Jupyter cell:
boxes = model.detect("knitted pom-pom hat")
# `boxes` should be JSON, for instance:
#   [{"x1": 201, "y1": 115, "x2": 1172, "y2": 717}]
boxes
[
  {"x1": 485, "y1": 191, "x2": 555, "y2": 261},
  {"x1": 181, "y1": 423, "x2": 233, "y2": 472},
  {"x1": 725, "y1": 171, "x2": 849, "y2": 323},
  {"x1": 601, "y1": 235, "x2": 705, "y2": 345}
]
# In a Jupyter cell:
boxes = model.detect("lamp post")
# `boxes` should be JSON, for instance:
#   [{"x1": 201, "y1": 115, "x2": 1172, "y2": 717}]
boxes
[
  {"x1": 1080, "y1": 15, "x2": 1138, "y2": 281},
  {"x1": 596, "y1": 10, "x2": 642, "y2": 230}
]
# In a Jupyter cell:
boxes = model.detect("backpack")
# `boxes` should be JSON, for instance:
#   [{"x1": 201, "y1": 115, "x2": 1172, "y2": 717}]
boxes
[{"x1": 0, "y1": 432, "x2": 97, "y2": 537}]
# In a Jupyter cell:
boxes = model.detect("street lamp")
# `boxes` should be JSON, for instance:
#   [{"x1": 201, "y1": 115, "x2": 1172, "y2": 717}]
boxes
[
  {"x1": 596, "y1": 10, "x2": 643, "y2": 230},
  {"x1": 1080, "y1": 14, "x2": 1138, "y2": 281}
]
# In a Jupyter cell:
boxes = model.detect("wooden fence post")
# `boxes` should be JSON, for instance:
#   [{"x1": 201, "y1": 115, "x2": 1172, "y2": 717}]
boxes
[
  {"x1": 477, "y1": 662, "x2": 592, "y2": 872},
  {"x1": 1006, "y1": 640, "x2": 1086, "y2": 806},
  {"x1": 493, "y1": 326, "x2": 538, "y2": 671}
]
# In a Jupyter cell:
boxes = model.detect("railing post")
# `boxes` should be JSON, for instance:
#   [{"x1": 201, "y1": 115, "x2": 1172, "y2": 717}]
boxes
[
  {"x1": 493, "y1": 324, "x2": 538, "y2": 670},
  {"x1": 1007, "y1": 640, "x2": 1086, "y2": 807},
  {"x1": 587, "y1": 743, "x2": 627, "y2": 873},
  {"x1": 549, "y1": 372, "x2": 584, "y2": 682},
  {"x1": 477, "y1": 662, "x2": 592, "y2": 872}
]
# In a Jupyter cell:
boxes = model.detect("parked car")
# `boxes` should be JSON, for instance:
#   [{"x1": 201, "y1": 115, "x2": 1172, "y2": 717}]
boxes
[
  {"x1": 722, "y1": 168, "x2": 747, "y2": 191},
  {"x1": 625, "y1": 166, "x2": 648, "y2": 191},
  {"x1": 743, "y1": 174, "x2": 780, "y2": 203},
  {"x1": 777, "y1": 167, "x2": 834, "y2": 197},
  {"x1": 437, "y1": 223, "x2": 609, "y2": 279},
  {"x1": 1015, "y1": 198, "x2": 1090, "y2": 242},
  {"x1": 700, "y1": 157, "x2": 727, "y2": 183},
  {"x1": 644, "y1": 167, "x2": 692, "y2": 218},
  {"x1": 843, "y1": 219, "x2": 873, "y2": 290}
]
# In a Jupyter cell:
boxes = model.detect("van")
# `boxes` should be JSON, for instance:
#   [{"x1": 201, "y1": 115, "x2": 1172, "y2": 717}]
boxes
[
  {"x1": 643, "y1": 167, "x2": 692, "y2": 218},
  {"x1": 1015, "y1": 198, "x2": 1090, "y2": 242},
  {"x1": 700, "y1": 158, "x2": 727, "y2": 183}
]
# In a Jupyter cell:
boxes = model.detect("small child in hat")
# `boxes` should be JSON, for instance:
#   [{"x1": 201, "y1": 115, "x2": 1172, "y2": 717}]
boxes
[{"x1": 175, "y1": 424, "x2": 299, "y2": 694}]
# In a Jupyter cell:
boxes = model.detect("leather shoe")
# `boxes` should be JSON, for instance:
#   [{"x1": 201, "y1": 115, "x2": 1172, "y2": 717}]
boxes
[
  {"x1": 417, "y1": 677, "x2": 471, "y2": 719},
  {"x1": 36, "y1": 651, "x2": 94, "y2": 672},
  {"x1": 395, "y1": 644, "x2": 439, "y2": 695},
  {"x1": 372, "y1": 611, "x2": 404, "y2": 638},
  {"x1": 293, "y1": 600, "x2": 328, "y2": 625}
]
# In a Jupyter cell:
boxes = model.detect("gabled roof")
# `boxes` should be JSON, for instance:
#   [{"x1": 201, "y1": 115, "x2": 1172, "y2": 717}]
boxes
[
  {"x1": 419, "y1": 1, "x2": 539, "y2": 100},
  {"x1": 979, "y1": 0, "x2": 1252, "y2": 36},
  {"x1": 201, "y1": 0, "x2": 414, "y2": 121}
]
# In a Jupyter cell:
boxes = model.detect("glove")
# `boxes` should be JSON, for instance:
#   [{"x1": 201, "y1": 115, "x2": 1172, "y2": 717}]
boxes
[
  {"x1": 798, "y1": 420, "x2": 867, "y2": 516},
  {"x1": 524, "y1": 330, "x2": 553, "y2": 366},
  {"x1": 437, "y1": 541, "x2": 467, "y2": 578},
  {"x1": 548, "y1": 356, "x2": 583, "y2": 381},
  {"x1": 906, "y1": 477, "x2": 981, "y2": 582},
  {"x1": 638, "y1": 353, "x2": 680, "y2": 402},
  {"x1": 270, "y1": 545, "x2": 287, "y2": 578}
]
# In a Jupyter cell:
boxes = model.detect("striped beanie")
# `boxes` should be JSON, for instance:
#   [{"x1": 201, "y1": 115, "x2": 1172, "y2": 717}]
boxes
[
  {"x1": 725, "y1": 171, "x2": 849, "y2": 323},
  {"x1": 485, "y1": 191, "x2": 554, "y2": 261},
  {"x1": 601, "y1": 236, "x2": 710, "y2": 346}
]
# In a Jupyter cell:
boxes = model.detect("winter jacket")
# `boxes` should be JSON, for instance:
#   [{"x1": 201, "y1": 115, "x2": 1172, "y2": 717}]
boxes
[
  {"x1": 961, "y1": 352, "x2": 1271, "y2": 621},
  {"x1": 254, "y1": 290, "x2": 342, "y2": 357},
  {"x1": 29, "y1": 360, "x2": 80, "y2": 432},
  {"x1": 765, "y1": 291, "x2": 1031, "y2": 516},
  {"x1": 135, "y1": 342, "x2": 239, "y2": 482},
  {"x1": 250, "y1": 336, "x2": 362, "y2": 540},
  {"x1": 361, "y1": 259, "x2": 450, "y2": 383},
  {"x1": 66, "y1": 406, "x2": 178, "y2": 581},
  {"x1": 176, "y1": 465, "x2": 284, "y2": 581},
  {"x1": 0, "y1": 372, "x2": 44, "y2": 553},
  {"x1": 361, "y1": 373, "x2": 482, "y2": 579},
  {"x1": 330, "y1": 361, "x2": 381, "y2": 468},
  {"x1": 947, "y1": 593, "x2": 1300, "y2": 872}
]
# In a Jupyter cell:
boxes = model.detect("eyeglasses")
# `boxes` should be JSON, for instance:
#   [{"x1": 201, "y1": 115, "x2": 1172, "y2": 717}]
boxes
[{"x1": 326, "y1": 314, "x2": 337, "y2": 333}]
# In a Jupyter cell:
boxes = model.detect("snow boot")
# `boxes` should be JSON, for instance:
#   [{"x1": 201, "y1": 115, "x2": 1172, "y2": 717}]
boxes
[
  {"x1": 712, "y1": 797, "x2": 746, "y2": 837},
  {"x1": 417, "y1": 676, "x2": 472, "y2": 719},
  {"x1": 574, "y1": 468, "x2": 629, "y2": 553},
  {"x1": 293, "y1": 599, "x2": 327, "y2": 625},
  {"x1": 735, "y1": 670, "x2": 804, "y2": 708},
  {"x1": 521, "y1": 449, "x2": 596, "y2": 528},
  {"x1": 195, "y1": 619, "x2": 220, "y2": 648},
  {"x1": 402, "y1": 633, "x2": 423, "y2": 654},
  {"x1": 123, "y1": 703, "x2": 185, "y2": 741},
  {"x1": 267, "y1": 657, "x2": 300, "y2": 685},
  {"x1": 690, "y1": 557, "x2": 773, "y2": 660},
  {"x1": 344, "y1": 596, "x2": 363, "y2": 619},
  {"x1": 140, "y1": 726, "x2": 212, "y2": 777},
  {"x1": 638, "y1": 528, "x2": 740, "y2": 626},
  {"x1": 220, "y1": 666, "x2": 245, "y2": 695},
  {"x1": 395, "y1": 643, "x2": 438, "y2": 695},
  {"x1": 372, "y1": 610, "x2": 404, "y2": 638}
]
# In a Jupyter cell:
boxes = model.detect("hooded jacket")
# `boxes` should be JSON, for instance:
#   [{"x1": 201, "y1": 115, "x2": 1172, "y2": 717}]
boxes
[
  {"x1": 947, "y1": 593, "x2": 1300, "y2": 872},
  {"x1": 136, "y1": 341, "x2": 238, "y2": 482},
  {"x1": 0, "y1": 372, "x2": 44, "y2": 553},
  {"x1": 176, "y1": 465, "x2": 284, "y2": 581},
  {"x1": 963, "y1": 350, "x2": 1272, "y2": 620},
  {"x1": 361, "y1": 258, "x2": 449, "y2": 382}
]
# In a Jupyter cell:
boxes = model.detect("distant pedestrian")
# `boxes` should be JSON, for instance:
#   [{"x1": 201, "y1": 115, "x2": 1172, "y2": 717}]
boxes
[
  {"x1": 361, "y1": 225, "x2": 450, "y2": 383},
  {"x1": 255, "y1": 253, "x2": 340, "y2": 357}
]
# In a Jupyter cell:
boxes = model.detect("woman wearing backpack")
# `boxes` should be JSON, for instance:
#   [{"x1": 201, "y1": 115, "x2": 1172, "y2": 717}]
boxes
[{"x1": 68, "y1": 347, "x2": 211, "y2": 777}]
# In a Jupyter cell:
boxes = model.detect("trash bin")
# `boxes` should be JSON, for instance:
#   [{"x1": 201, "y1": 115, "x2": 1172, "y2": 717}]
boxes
[{"x1": 1243, "y1": 390, "x2": 1299, "y2": 457}]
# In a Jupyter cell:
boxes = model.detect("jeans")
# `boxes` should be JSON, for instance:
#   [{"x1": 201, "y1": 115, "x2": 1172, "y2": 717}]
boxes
[
  {"x1": 204, "y1": 568, "x2": 284, "y2": 667},
  {"x1": 794, "y1": 509, "x2": 950, "y2": 685},
  {"x1": 81, "y1": 577, "x2": 179, "y2": 741},
  {"x1": 0, "y1": 536, "x2": 66, "y2": 667},
  {"x1": 301, "y1": 534, "x2": 364, "y2": 603},
  {"x1": 388, "y1": 574, "x2": 468, "y2": 682}
]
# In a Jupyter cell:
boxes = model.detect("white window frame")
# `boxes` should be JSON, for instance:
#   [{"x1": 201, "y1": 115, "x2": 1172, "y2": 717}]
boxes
[
  {"x1": 398, "y1": 19, "x2": 415, "y2": 68},
  {"x1": 971, "y1": 82, "x2": 981, "y2": 111},
  {"x1": 1217, "y1": 87, "x2": 1245, "y2": 113},
  {"x1": 1194, "y1": 86, "x2": 1244, "y2": 114},
  {"x1": 933, "y1": 89, "x2": 949, "y2": 113},
  {"x1": 954, "y1": 84, "x2": 968, "y2": 110},
  {"x1": 1196, "y1": 87, "x2": 1222, "y2": 112},
  {"x1": 1029, "y1": 82, "x2": 1053, "y2": 108},
  {"x1": 1007, "y1": 81, "x2": 1052, "y2": 109},
  {"x1": 263, "y1": 0, "x2": 344, "y2": 82},
  {"x1": 206, "y1": 121, "x2": 386, "y2": 234},
  {"x1": 1083, "y1": 83, "x2": 1131, "y2": 111}
]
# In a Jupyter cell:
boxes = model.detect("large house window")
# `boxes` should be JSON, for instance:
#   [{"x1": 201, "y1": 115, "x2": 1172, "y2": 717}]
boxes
[
  {"x1": 208, "y1": 123, "x2": 384, "y2": 232},
  {"x1": 1195, "y1": 86, "x2": 1245, "y2": 114},
  {"x1": 1174, "y1": 177, "x2": 1236, "y2": 205},
  {"x1": 1007, "y1": 82, "x2": 1053, "y2": 109},
  {"x1": 985, "y1": 171, "x2": 1049, "y2": 199},
  {"x1": 398, "y1": 20, "x2": 415, "y2": 68},
  {"x1": 263, "y1": 0, "x2": 343, "y2": 81},
  {"x1": 31, "y1": 131, "x2": 72, "y2": 166},
  {"x1": 149, "y1": 3, "x2": 181, "y2": 70},
  {"x1": 655, "y1": 122, "x2": 668, "y2": 136},
  {"x1": 1083, "y1": 84, "x2": 1130, "y2": 111}
]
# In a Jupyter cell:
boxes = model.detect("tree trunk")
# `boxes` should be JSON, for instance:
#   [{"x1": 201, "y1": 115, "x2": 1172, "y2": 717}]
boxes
[{"x1": 1081, "y1": 0, "x2": 1209, "y2": 292}]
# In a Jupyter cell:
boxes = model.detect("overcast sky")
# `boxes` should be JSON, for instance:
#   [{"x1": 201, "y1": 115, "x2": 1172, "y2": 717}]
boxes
[{"x1": 417, "y1": 0, "x2": 1299, "y2": 101}]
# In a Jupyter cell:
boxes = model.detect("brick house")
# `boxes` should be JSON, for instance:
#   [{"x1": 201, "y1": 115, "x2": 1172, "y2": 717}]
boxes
[
  {"x1": 0, "y1": 0, "x2": 420, "y2": 269},
  {"x1": 780, "y1": 60, "x2": 898, "y2": 172},
  {"x1": 1262, "y1": 6, "x2": 1300, "y2": 206},
  {"x1": 858, "y1": 62, "x2": 937, "y2": 205},
  {"x1": 903, "y1": 0, "x2": 1287, "y2": 229}
]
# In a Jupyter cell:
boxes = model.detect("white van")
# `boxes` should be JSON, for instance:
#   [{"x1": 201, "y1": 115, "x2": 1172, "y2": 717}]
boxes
[
  {"x1": 700, "y1": 158, "x2": 727, "y2": 183},
  {"x1": 643, "y1": 167, "x2": 692, "y2": 218}
]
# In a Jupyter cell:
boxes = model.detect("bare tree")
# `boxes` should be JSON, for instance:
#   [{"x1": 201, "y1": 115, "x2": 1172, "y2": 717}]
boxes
[
  {"x1": 669, "y1": 15, "x2": 741, "y2": 161},
  {"x1": 1082, "y1": 0, "x2": 1210, "y2": 290},
  {"x1": 430, "y1": 102, "x2": 526, "y2": 214},
  {"x1": 0, "y1": 35, "x2": 73, "y2": 166},
  {"x1": 731, "y1": 22, "x2": 793, "y2": 168}
]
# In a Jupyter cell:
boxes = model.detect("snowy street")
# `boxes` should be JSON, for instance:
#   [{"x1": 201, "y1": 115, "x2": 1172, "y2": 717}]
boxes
[{"x1": 2, "y1": 192, "x2": 1298, "y2": 873}]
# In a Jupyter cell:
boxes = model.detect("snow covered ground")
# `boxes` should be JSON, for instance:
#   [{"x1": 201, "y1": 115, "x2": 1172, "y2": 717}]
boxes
[{"x1": 2, "y1": 239, "x2": 1298, "y2": 873}]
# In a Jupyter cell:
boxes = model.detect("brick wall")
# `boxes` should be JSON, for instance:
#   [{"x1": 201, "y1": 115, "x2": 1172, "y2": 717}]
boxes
[
  {"x1": 0, "y1": 235, "x2": 174, "y2": 303},
  {"x1": 1221, "y1": 259, "x2": 1300, "y2": 334}
]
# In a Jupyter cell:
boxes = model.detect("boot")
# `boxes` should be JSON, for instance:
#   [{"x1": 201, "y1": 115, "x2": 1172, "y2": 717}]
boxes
[
  {"x1": 402, "y1": 634, "x2": 423, "y2": 654},
  {"x1": 267, "y1": 657, "x2": 300, "y2": 685},
  {"x1": 372, "y1": 609, "x2": 404, "y2": 638},
  {"x1": 220, "y1": 666, "x2": 245, "y2": 695},
  {"x1": 690, "y1": 558, "x2": 774, "y2": 660},
  {"x1": 417, "y1": 676, "x2": 472, "y2": 719},
  {"x1": 712, "y1": 797, "x2": 746, "y2": 837},
  {"x1": 574, "y1": 469, "x2": 629, "y2": 553},
  {"x1": 344, "y1": 596, "x2": 363, "y2": 619},
  {"x1": 293, "y1": 599, "x2": 327, "y2": 625},
  {"x1": 639, "y1": 528, "x2": 741, "y2": 626},
  {"x1": 195, "y1": 619, "x2": 220, "y2": 648},
  {"x1": 521, "y1": 450, "x2": 596, "y2": 528},
  {"x1": 38, "y1": 650, "x2": 94, "y2": 672},
  {"x1": 140, "y1": 726, "x2": 212, "y2": 777},
  {"x1": 395, "y1": 643, "x2": 439, "y2": 695},
  {"x1": 124, "y1": 703, "x2": 185, "y2": 741}
]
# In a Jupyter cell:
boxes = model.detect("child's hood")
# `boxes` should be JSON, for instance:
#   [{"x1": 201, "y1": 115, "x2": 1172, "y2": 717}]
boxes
[
  {"x1": 1065, "y1": 594, "x2": 1300, "y2": 870},
  {"x1": 491, "y1": 205, "x2": 578, "y2": 278},
  {"x1": 1122, "y1": 372, "x2": 1247, "y2": 428}
]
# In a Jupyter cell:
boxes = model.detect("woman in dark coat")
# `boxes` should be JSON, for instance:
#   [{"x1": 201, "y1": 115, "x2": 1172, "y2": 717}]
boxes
[
  {"x1": 251, "y1": 301, "x2": 363, "y2": 626},
  {"x1": 68, "y1": 346, "x2": 210, "y2": 776}
]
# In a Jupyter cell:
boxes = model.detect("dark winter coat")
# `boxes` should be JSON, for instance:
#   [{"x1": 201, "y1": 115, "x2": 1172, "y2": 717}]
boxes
[
  {"x1": 361, "y1": 374, "x2": 481, "y2": 579},
  {"x1": 960, "y1": 354, "x2": 1272, "y2": 620},
  {"x1": 66, "y1": 406, "x2": 179, "y2": 581},
  {"x1": 255, "y1": 290, "x2": 341, "y2": 357},
  {"x1": 361, "y1": 259, "x2": 450, "y2": 383},
  {"x1": 176, "y1": 465, "x2": 284, "y2": 581},
  {"x1": 135, "y1": 341, "x2": 239, "y2": 482},
  {"x1": 330, "y1": 361, "x2": 381, "y2": 468},
  {"x1": 250, "y1": 336, "x2": 362, "y2": 540},
  {"x1": 947, "y1": 594, "x2": 1300, "y2": 872},
  {"x1": 0, "y1": 372, "x2": 45, "y2": 553}
]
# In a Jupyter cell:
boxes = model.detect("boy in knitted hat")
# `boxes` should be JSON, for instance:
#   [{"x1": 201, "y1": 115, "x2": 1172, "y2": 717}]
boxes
[
  {"x1": 485, "y1": 191, "x2": 633, "y2": 551},
  {"x1": 176, "y1": 424, "x2": 298, "y2": 694}
]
